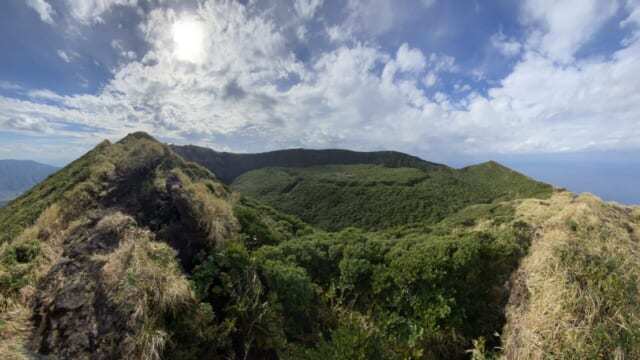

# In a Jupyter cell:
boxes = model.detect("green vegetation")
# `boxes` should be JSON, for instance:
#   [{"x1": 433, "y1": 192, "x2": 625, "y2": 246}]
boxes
[
  {"x1": 0, "y1": 133, "x2": 638, "y2": 359},
  {"x1": 171, "y1": 144, "x2": 445, "y2": 184},
  {"x1": 165, "y1": 197, "x2": 531, "y2": 359},
  {"x1": 232, "y1": 163, "x2": 552, "y2": 231}
]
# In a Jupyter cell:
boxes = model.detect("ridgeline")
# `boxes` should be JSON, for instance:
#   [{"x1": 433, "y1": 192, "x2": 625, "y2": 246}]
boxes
[{"x1": 0, "y1": 133, "x2": 638, "y2": 359}]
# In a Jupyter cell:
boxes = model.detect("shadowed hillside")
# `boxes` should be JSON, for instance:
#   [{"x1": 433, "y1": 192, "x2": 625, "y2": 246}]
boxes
[{"x1": 171, "y1": 144, "x2": 446, "y2": 184}]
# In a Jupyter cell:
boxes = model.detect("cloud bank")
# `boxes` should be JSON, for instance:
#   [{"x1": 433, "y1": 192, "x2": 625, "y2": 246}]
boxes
[{"x1": 2, "y1": 0, "x2": 640, "y2": 163}]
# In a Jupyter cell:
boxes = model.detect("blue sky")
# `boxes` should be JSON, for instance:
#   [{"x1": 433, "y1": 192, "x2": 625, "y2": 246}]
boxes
[{"x1": 1, "y1": 0, "x2": 640, "y2": 203}]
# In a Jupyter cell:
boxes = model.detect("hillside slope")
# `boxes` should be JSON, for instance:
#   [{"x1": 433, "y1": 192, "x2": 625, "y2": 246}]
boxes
[
  {"x1": 0, "y1": 133, "x2": 241, "y2": 358},
  {"x1": 1, "y1": 133, "x2": 638, "y2": 359},
  {"x1": 0, "y1": 160, "x2": 58, "y2": 203},
  {"x1": 502, "y1": 192, "x2": 640, "y2": 358},
  {"x1": 231, "y1": 162, "x2": 553, "y2": 230},
  {"x1": 171, "y1": 145, "x2": 445, "y2": 184}
]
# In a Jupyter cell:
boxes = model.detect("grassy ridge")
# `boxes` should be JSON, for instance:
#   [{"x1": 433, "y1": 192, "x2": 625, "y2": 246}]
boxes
[
  {"x1": 232, "y1": 163, "x2": 552, "y2": 231},
  {"x1": 0, "y1": 141, "x2": 111, "y2": 244},
  {"x1": 2, "y1": 133, "x2": 637, "y2": 359},
  {"x1": 171, "y1": 145, "x2": 446, "y2": 184},
  {"x1": 0, "y1": 133, "x2": 540, "y2": 359},
  {"x1": 0, "y1": 132, "x2": 240, "y2": 358}
]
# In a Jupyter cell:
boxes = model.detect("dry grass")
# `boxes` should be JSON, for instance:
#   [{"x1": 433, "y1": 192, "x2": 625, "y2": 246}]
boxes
[
  {"x1": 0, "y1": 304, "x2": 33, "y2": 359},
  {"x1": 189, "y1": 182, "x2": 238, "y2": 245},
  {"x1": 0, "y1": 204, "x2": 72, "y2": 359},
  {"x1": 501, "y1": 191, "x2": 640, "y2": 359},
  {"x1": 171, "y1": 169, "x2": 239, "y2": 247},
  {"x1": 0, "y1": 134, "x2": 237, "y2": 358},
  {"x1": 97, "y1": 218, "x2": 194, "y2": 360}
]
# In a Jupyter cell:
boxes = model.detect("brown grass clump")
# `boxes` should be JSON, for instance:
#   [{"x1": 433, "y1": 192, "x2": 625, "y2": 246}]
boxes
[
  {"x1": 501, "y1": 191, "x2": 640, "y2": 359},
  {"x1": 98, "y1": 223, "x2": 194, "y2": 360},
  {"x1": 170, "y1": 169, "x2": 239, "y2": 247},
  {"x1": 0, "y1": 204, "x2": 74, "y2": 358},
  {"x1": 188, "y1": 181, "x2": 238, "y2": 245},
  {"x1": 0, "y1": 304, "x2": 32, "y2": 359}
]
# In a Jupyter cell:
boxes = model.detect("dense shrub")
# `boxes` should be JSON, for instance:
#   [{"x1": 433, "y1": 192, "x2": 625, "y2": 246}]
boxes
[{"x1": 232, "y1": 163, "x2": 552, "y2": 231}]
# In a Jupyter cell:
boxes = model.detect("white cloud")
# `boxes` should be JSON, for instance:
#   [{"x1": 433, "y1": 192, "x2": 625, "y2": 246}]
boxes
[
  {"x1": 490, "y1": 31, "x2": 522, "y2": 57},
  {"x1": 454, "y1": 83, "x2": 471, "y2": 93},
  {"x1": 65, "y1": 0, "x2": 138, "y2": 24},
  {"x1": 57, "y1": 50, "x2": 72, "y2": 63},
  {"x1": 111, "y1": 39, "x2": 137, "y2": 60},
  {"x1": 294, "y1": 0, "x2": 324, "y2": 19},
  {"x1": 326, "y1": 25, "x2": 349, "y2": 43},
  {"x1": 25, "y1": 0, "x2": 56, "y2": 24},
  {"x1": 28, "y1": 89, "x2": 65, "y2": 101},
  {"x1": 0, "y1": 81, "x2": 23, "y2": 91},
  {"x1": 395, "y1": 43, "x2": 427, "y2": 73},
  {"x1": 428, "y1": 53, "x2": 457, "y2": 73},
  {"x1": 0, "y1": 115, "x2": 52, "y2": 133},
  {"x1": 423, "y1": 72, "x2": 437, "y2": 87},
  {"x1": 123, "y1": 51, "x2": 136, "y2": 60},
  {"x1": 521, "y1": 0, "x2": 619, "y2": 62},
  {"x1": 325, "y1": 0, "x2": 438, "y2": 44},
  {"x1": 3, "y1": 0, "x2": 640, "y2": 162},
  {"x1": 328, "y1": 0, "x2": 395, "y2": 42}
]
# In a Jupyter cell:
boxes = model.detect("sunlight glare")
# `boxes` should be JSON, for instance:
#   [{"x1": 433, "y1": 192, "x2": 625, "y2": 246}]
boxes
[{"x1": 172, "y1": 18, "x2": 206, "y2": 63}]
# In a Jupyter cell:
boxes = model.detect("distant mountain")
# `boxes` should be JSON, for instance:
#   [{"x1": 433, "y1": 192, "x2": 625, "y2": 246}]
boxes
[
  {"x1": 171, "y1": 144, "x2": 445, "y2": 184},
  {"x1": 0, "y1": 159, "x2": 58, "y2": 202},
  {"x1": 1, "y1": 133, "x2": 639, "y2": 359}
]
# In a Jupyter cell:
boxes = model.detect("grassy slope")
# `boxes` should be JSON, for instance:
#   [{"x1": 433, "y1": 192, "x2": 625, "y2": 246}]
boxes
[
  {"x1": 0, "y1": 133, "x2": 244, "y2": 358},
  {"x1": 0, "y1": 140, "x2": 113, "y2": 244},
  {"x1": 502, "y1": 192, "x2": 640, "y2": 358},
  {"x1": 0, "y1": 133, "x2": 537, "y2": 359},
  {"x1": 232, "y1": 162, "x2": 552, "y2": 231},
  {"x1": 2, "y1": 133, "x2": 638, "y2": 359}
]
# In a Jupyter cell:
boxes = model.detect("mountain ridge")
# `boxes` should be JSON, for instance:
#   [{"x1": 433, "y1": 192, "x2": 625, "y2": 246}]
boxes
[
  {"x1": 1, "y1": 132, "x2": 638, "y2": 359},
  {"x1": 171, "y1": 144, "x2": 447, "y2": 184}
]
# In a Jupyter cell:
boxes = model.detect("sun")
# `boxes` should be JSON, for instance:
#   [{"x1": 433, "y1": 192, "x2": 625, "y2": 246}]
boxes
[{"x1": 172, "y1": 18, "x2": 206, "y2": 63}]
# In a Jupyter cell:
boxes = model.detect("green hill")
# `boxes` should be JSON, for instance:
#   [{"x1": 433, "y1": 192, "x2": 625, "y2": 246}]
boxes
[
  {"x1": 232, "y1": 162, "x2": 553, "y2": 230},
  {"x1": 171, "y1": 145, "x2": 445, "y2": 184},
  {"x1": 1, "y1": 133, "x2": 638, "y2": 359}
]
